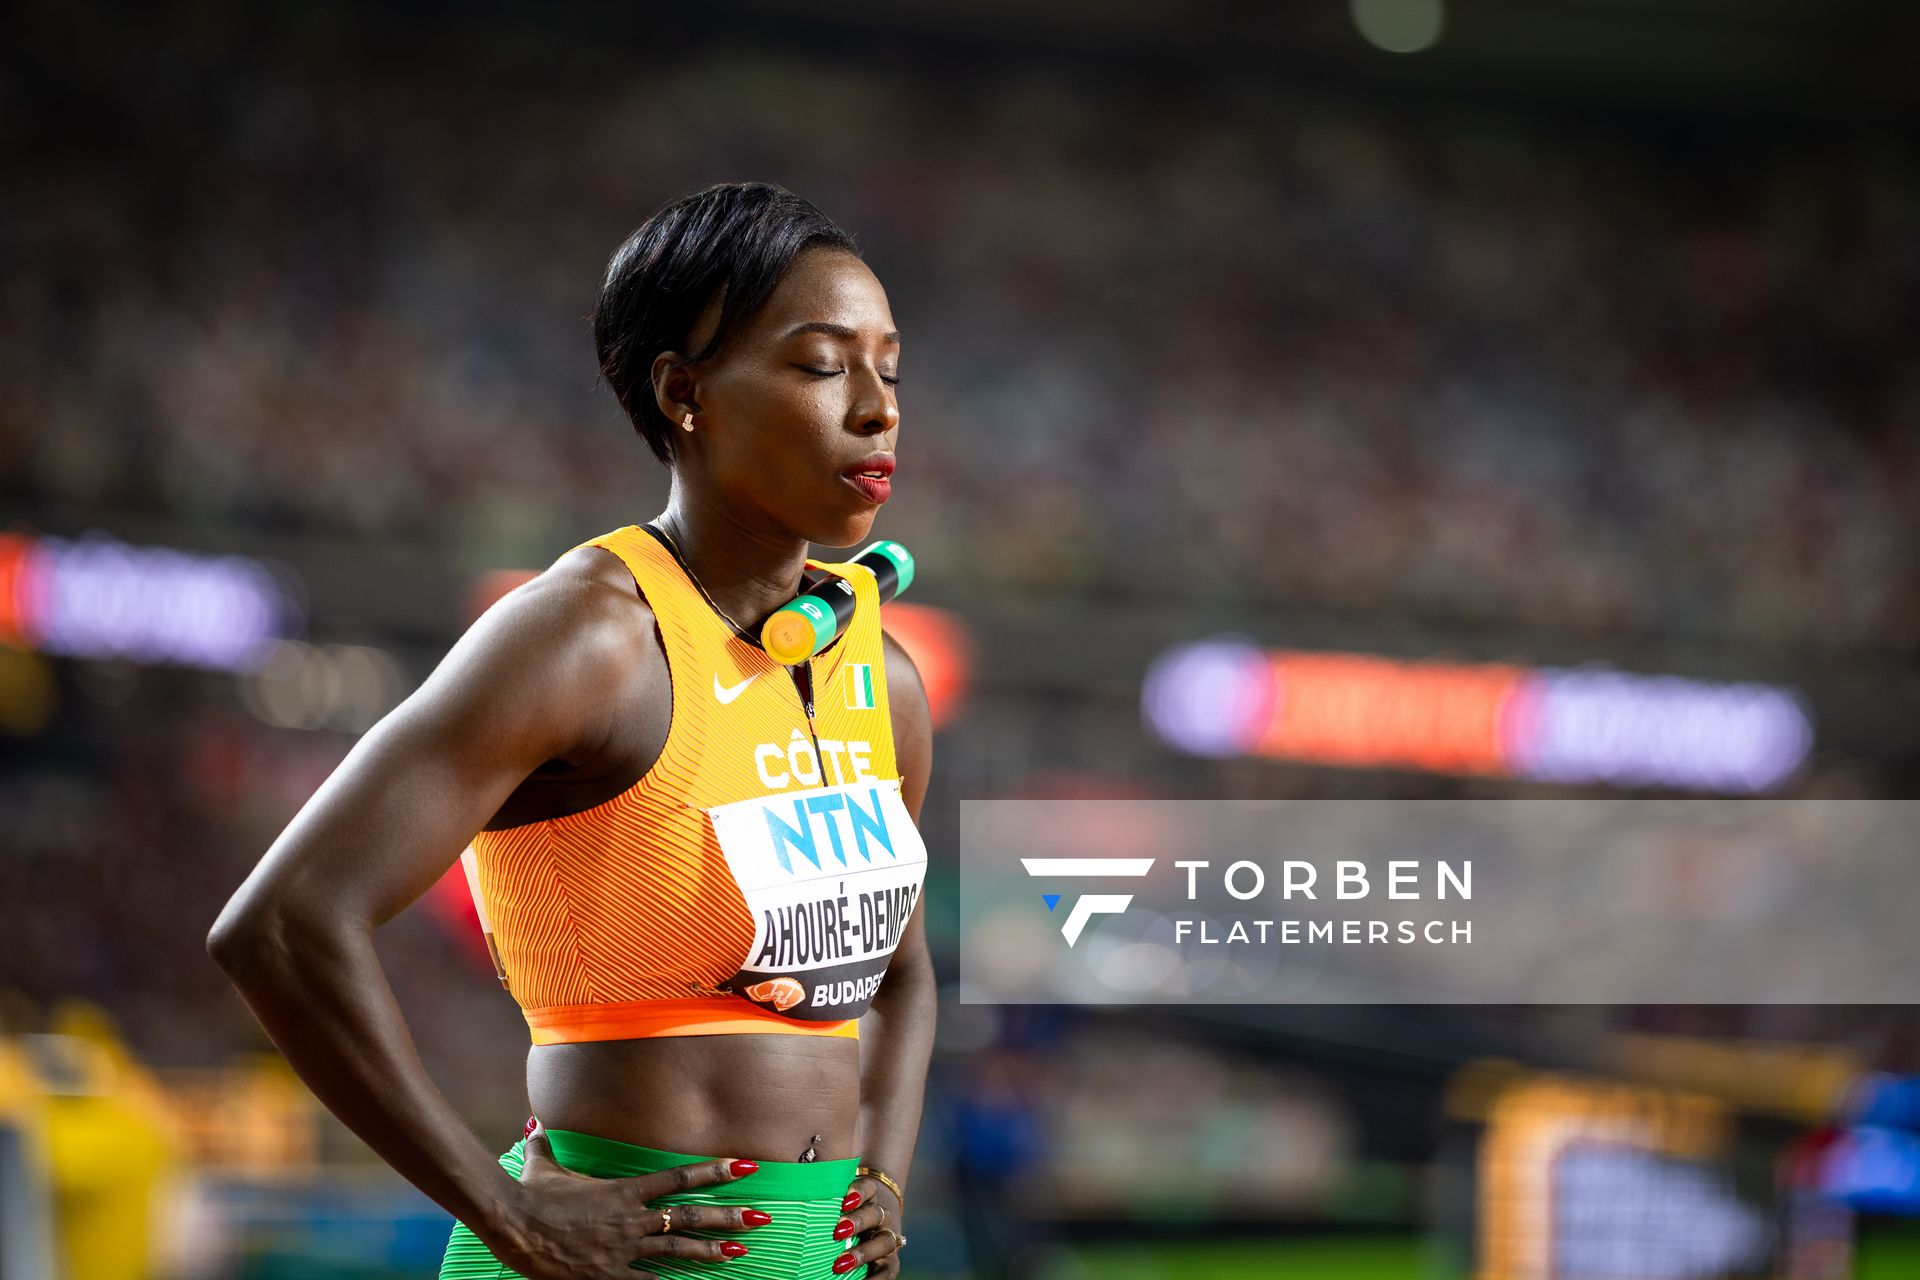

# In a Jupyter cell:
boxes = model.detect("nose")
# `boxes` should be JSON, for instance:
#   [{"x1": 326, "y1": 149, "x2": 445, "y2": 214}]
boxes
[{"x1": 853, "y1": 372, "x2": 899, "y2": 435}]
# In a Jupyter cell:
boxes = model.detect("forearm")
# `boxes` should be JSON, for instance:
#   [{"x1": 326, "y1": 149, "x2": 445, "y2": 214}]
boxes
[
  {"x1": 856, "y1": 960, "x2": 936, "y2": 1205},
  {"x1": 210, "y1": 913, "x2": 520, "y2": 1243}
]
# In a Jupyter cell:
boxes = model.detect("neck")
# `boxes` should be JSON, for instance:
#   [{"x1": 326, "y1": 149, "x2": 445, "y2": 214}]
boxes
[{"x1": 652, "y1": 487, "x2": 814, "y2": 638}]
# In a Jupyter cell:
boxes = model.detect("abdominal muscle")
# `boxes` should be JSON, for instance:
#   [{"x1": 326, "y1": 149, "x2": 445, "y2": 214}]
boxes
[{"x1": 526, "y1": 1033, "x2": 863, "y2": 1163}]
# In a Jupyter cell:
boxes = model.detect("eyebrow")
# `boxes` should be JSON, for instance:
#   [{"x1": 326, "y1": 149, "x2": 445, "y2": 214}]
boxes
[{"x1": 782, "y1": 321, "x2": 900, "y2": 345}]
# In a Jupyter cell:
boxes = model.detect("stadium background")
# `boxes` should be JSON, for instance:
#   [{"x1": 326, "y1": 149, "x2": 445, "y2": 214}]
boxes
[{"x1": 4, "y1": 0, "x2": 1919, "y2": 1276}]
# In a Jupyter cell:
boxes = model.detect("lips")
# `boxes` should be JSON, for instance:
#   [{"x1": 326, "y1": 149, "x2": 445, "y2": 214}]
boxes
[{"x1": 841, "y1": 453, "x2": 895, "y2": 504}]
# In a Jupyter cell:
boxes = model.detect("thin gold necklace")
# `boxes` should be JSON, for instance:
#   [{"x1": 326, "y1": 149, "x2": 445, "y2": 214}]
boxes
[
  {"x1": 645, "y1": 520, "x2": 826, "y2": 718},
  {"x1": 643, "y1": 520, "x2": 762, "y2": 647}
]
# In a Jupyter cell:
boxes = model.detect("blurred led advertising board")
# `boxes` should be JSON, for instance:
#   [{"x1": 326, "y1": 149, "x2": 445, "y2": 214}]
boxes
[
  {"x1": 0, "y1": 530, "x2": 298, "y2": 672},
  {"x1": 1144, "y1": 638, "x2": 1812, "y2": 793}
]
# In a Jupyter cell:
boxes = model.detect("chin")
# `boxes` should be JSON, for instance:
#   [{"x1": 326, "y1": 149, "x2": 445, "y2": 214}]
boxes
[{"x1": 811, "y1": 508, "x2": 881, "y2": 551}]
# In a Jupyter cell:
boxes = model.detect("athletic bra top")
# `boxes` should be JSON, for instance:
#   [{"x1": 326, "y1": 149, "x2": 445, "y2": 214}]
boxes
[{"x1": 460, "y1": 525, "x2": 929, "y2": 1045}]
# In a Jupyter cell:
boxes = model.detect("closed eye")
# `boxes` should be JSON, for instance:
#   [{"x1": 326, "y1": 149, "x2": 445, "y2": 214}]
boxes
[{"x1": 796, "y1": 365, "x2": 900, "y2": 386}]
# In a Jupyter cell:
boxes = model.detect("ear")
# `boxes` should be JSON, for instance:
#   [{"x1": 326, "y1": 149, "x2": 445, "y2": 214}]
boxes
[{"x1": 651, "y1": 351, "x2": 701, "y2": 426}]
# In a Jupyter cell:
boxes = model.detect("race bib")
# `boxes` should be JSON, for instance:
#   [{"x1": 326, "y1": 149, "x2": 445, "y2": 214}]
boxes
[{"x1": 706, "y1": 777, "x2": 928, "y2": 1020}]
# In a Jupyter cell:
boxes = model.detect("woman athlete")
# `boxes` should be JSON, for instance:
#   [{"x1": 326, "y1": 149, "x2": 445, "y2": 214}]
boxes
[{"x1": 208, "y1": 182, "x2": 934, "y2": 1279}]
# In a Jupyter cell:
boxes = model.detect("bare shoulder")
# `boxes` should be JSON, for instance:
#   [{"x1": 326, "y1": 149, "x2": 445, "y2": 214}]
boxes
[
  {"x1": 530, "y1": 543, "x2": 657, "y2": 622},
  {"x1": 490, "y1": 544, "x2": 657, "y2": 660},
  {"x1": 413, "y1": 543, "x2": 662, "y2": 766}
]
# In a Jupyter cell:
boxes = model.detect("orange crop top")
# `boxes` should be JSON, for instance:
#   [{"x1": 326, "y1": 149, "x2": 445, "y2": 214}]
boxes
[{"x1": 459, "y1": 525, "x2": 929, "y2": 1045}]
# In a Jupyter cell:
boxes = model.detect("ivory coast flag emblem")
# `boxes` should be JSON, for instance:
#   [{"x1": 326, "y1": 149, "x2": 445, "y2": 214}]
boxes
[{"x1": 844, "y1": 663, "x2": 877, "y2": 710}]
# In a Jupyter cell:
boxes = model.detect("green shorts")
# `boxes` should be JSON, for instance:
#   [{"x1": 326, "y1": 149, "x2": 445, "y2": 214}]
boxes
[{"x1": 439, "y1": 1127, "x2": 868, "y2": 1279}]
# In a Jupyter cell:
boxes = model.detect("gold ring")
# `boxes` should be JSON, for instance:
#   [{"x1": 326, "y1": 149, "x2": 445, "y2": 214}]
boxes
[
  {"x1": 876, "y1": 1202, "x2": 888, "y2": 1228},
  {"x1": 659, "y1": 1206, "x2": 673, "y2": 1234},
  {"x1": 881, "y1": 1227, "x2": 906, "y2": 1250}
]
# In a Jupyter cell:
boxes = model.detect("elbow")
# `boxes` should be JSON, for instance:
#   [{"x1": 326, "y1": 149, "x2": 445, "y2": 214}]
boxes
[
  {"x1": 206, "y1": 900, "x2": 329, "y2": 974},
  {"x1": 206, "y1": 906, "x2": 266, "y2": 973},
  {"x1": 208, "y1": 895, "x2": 366, "y2": 978}
]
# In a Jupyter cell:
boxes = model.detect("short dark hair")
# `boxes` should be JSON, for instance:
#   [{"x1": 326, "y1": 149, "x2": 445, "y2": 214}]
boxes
[{"x1": 592, "y1": 182, "x2": 861, "y2": 466}]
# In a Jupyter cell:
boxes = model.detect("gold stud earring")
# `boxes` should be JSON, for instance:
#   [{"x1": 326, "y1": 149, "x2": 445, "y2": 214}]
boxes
[{"x1": 680, "y1": 412, "x2": 695, "y2": 432}]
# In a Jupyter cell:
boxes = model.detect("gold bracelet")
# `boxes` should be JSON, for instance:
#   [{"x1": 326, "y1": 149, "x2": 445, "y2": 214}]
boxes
[{"x1": 856, "y1": 1164, "x2": 906, "y2": 1221}]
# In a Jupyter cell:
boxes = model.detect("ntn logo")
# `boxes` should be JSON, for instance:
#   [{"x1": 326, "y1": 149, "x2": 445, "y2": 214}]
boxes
[{"x1": 761, "y1": 784, "x2": 897, "y2": 872}]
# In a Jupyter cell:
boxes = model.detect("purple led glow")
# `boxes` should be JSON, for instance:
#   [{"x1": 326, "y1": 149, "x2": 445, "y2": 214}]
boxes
[
  {"x1": 1507, "y1": 668, "x2": 1812, "y2": 793},
  {"x1": 1143, "y1": 637, "x2": 1815, "y2": 795},
  {"x1": 34, "y1": 534, "x2": 296, "y2": 671},
  {"x1": 1141, "y1": 638, "x2": 1273, "y2": 756}
]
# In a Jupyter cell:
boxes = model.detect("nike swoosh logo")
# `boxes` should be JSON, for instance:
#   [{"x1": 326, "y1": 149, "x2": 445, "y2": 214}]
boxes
[{"x1": 713, "y1": 672, "x2": 759, "y2": 705}]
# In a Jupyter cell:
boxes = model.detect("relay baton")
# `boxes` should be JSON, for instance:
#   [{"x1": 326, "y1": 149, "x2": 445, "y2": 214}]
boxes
[{"x1": 761, "y1": 539, "x2": 914, "y2": 665}]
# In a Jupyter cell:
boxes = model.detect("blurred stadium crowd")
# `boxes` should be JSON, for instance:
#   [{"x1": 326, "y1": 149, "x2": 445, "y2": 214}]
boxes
[{"x1": 7, "y1": 8, "x2": 1916, "y2": 650}]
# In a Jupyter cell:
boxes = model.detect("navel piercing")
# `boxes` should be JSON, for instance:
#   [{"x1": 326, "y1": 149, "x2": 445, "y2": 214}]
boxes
[{"x1": 799, "y1": 1133, "x2": 824, "y2": 1162}]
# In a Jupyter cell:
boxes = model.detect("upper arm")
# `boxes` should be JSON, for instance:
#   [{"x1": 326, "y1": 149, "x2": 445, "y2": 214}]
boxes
[
  {"x1": 882, "y1": 629, "x2": 932, "y2": 825},
  {"x1": 209, "y1": 552, "x2": 646, "y2": 947},
  {"x1": 878, "y1": 628, "x2": 936, "y2": 991}
]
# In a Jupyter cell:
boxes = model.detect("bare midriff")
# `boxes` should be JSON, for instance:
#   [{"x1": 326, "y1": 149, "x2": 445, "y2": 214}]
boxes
[{"x1": 526, "y1": 1034, "x2": 863, "y2": 1163}]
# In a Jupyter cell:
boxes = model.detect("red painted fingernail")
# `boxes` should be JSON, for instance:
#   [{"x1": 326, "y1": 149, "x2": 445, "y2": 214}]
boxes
[
  {"x1": 833, "y1": 1254, "x2": 858, "y2": 1274},
  {"x1": 720, "y1": 1242, "x2": 748, "y2": 1258},
  {"x1": 523, "y1": 1116, "x2": 538, "y2": 1139},
  {"x1": 834, "y1": 1218, "x2": 855, "y2": 1240},
  {"x1": 742, "y1": 1210, "x2": 772, "y2": 1226},
  {"x1": 842, "y1": 1191, "x2": 862, "y2": 1211},
  {"x1": 729, "y1": 1159, "x2": 759, "y2": 1177}
]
